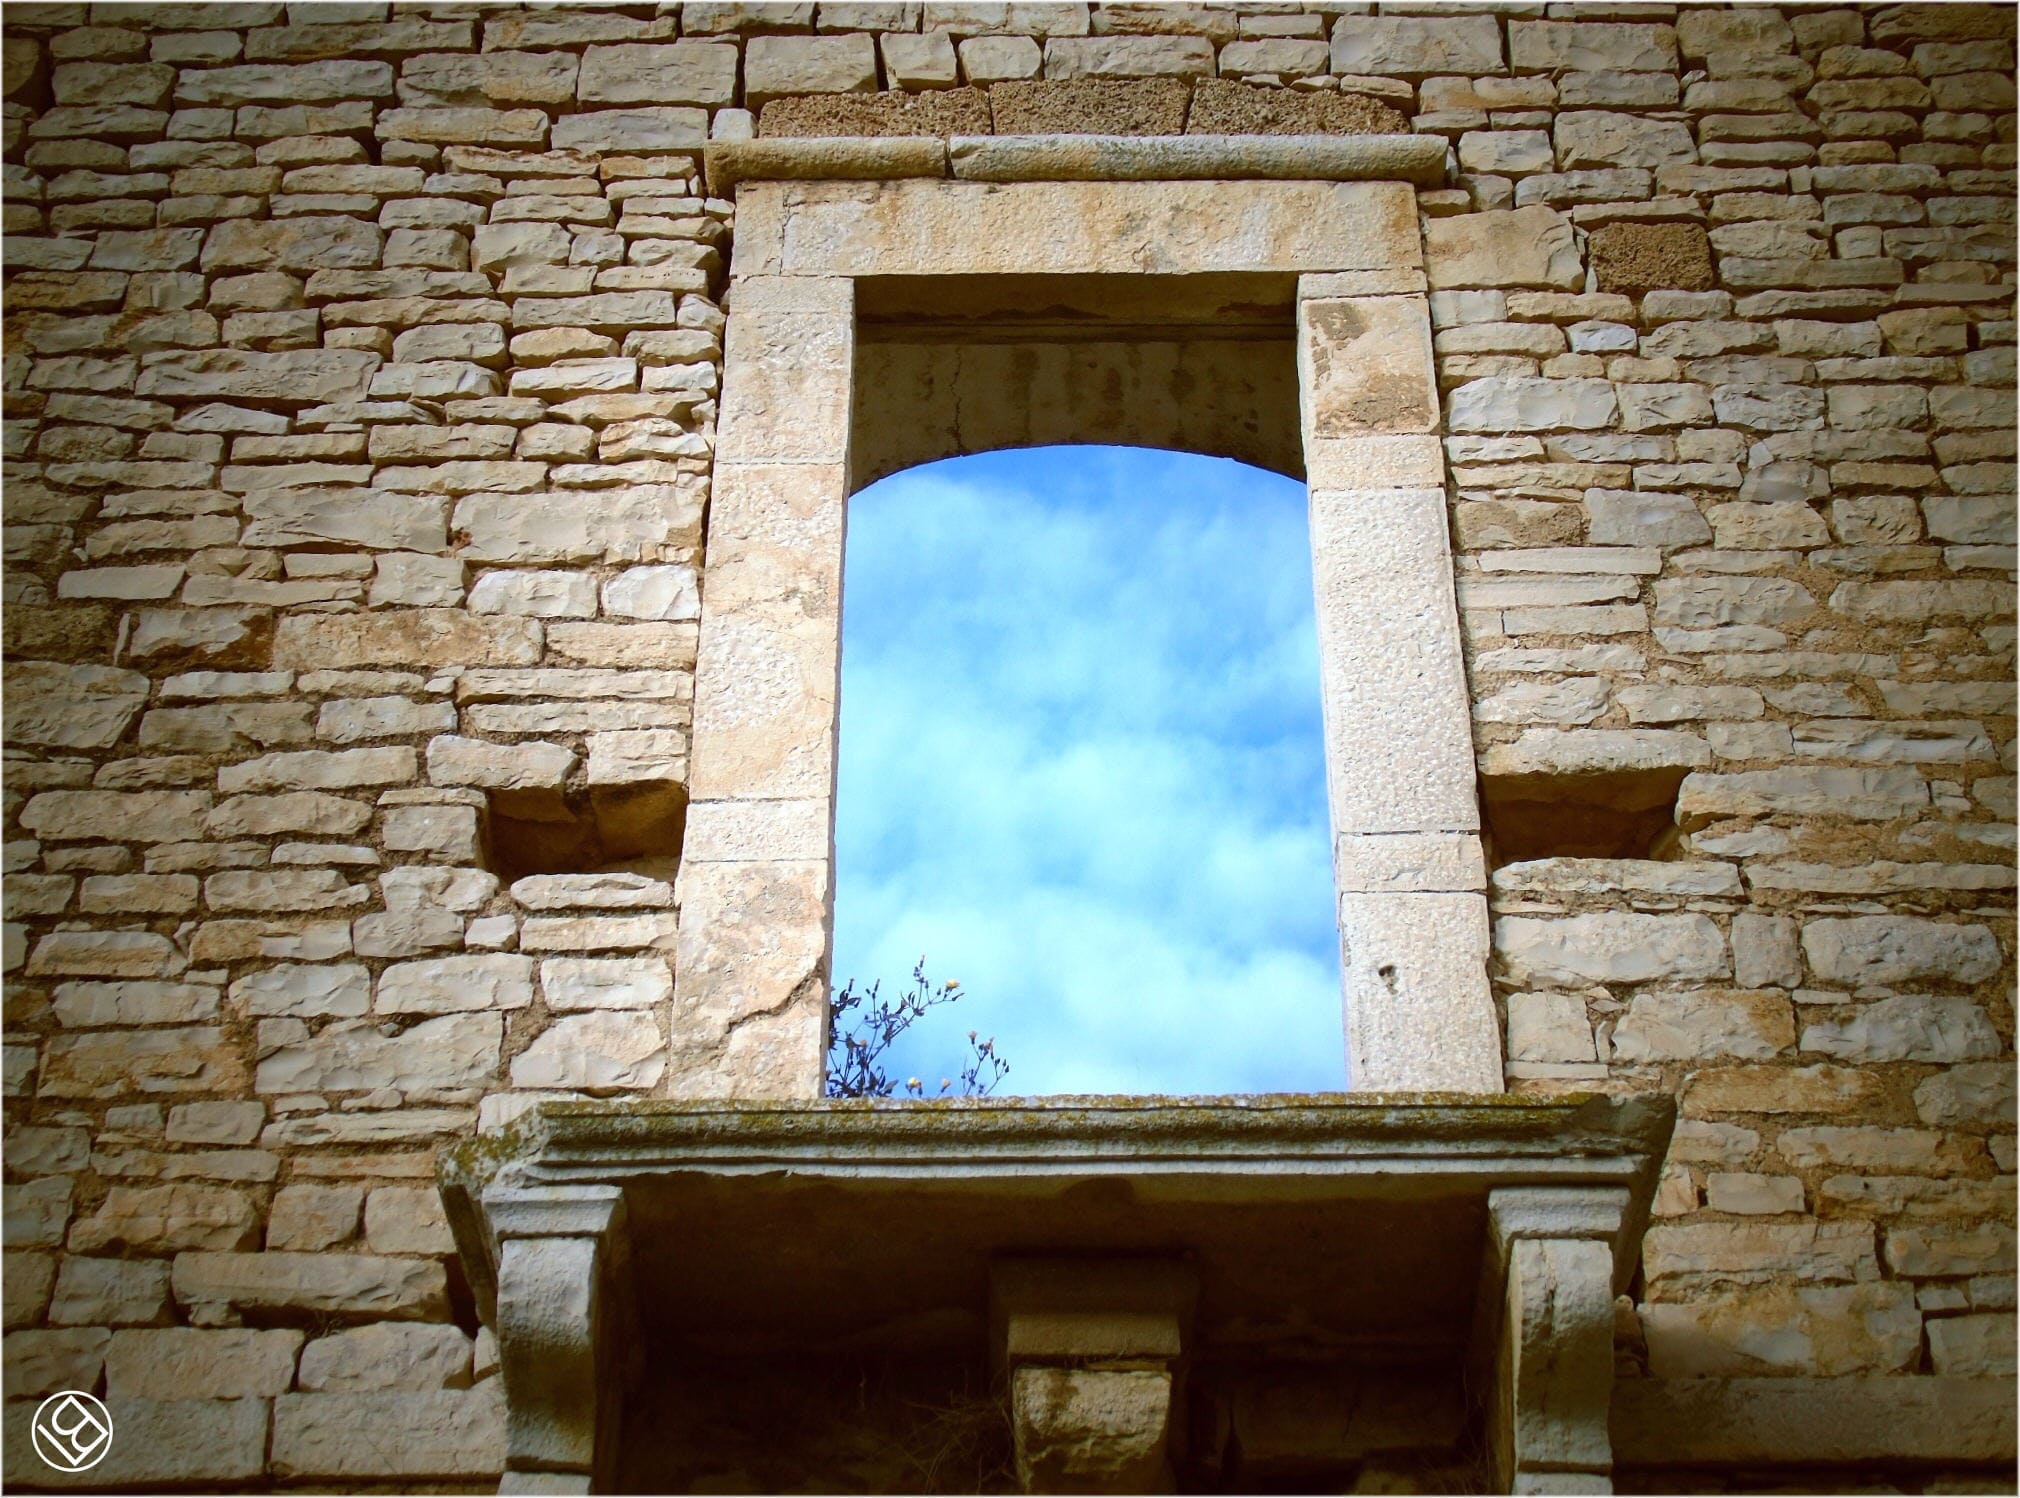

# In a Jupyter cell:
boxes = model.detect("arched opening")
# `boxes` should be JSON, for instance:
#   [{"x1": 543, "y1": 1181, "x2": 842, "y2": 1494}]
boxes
[{"x1": 831, "y1": 444, "x2": 1342, "y2": 1095}]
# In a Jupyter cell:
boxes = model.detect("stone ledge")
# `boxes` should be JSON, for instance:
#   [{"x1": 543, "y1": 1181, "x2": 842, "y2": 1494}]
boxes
[
  {"x1": 705, "y1": 133, "x2": 1445, "y2": 195},
  {"x1": 1612, "y1": 1375, "x2": 2019, "y2": 1467},
  {"x1": 950, "y1": 133, "x2": 1448, "y2": 186}
]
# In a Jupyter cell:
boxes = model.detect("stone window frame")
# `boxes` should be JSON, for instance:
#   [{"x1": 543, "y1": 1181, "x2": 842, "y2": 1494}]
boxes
[{"x1": 672, "y1": 175, "x2": 1503, "y2": 1097}]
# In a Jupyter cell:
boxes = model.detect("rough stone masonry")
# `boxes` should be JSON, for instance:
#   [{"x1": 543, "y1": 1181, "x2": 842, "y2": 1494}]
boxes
[{"x1": 0, "y1": 0, "x2": 2014, "y2": 1491}]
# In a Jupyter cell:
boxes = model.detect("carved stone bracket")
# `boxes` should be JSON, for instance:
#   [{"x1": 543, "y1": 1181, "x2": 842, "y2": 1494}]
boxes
[
  {"x1": 487, "y1": 1184, "x2": 635, "y2": 1496},
  {"x1": 1483, "y1": 1186, "x2": 1632, "y2": 1496},
  {"x1": 992, "y1": 1259, "x2": 1198, "y2": 1494}
]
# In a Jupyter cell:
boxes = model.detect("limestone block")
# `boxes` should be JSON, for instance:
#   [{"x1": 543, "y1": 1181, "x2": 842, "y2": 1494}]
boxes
[
  {"x1": 365, "y1": 1187, "x2": 455, "y2": 1257},
  {"x1": 51, "y1": 978, "x2": 217, "y2": 1027},
  {"x1": 255, "y1": 1013, "x2": 502, "y2": 1094},
  {"x1": 1802, "y1": 996, "x2": 2000, "y2": 1064},
  {"x1": 1687, "y1": 1064, "x2": 1885, "y2": 1118},
  {"x1": 1641, "y1": 1282, "x2": 1921, "y2": 1377},
  {"x1": 3, "y1": 1328, "x2": 111, "y2": 1399},
  {"x1": 717, "y1": 283, "x2": 853, "y2": 466},
  {"x1": 1425, "y1": 207, "x2": 1581, "y2": 291},
  {"x1": 1776, "y1": 1127, "x2": 1949, "y2": 1173},
  {"x1": 299, "y1": 1322, "x2": 473, "y2": 1392},
  {"x1": 1590, "y1": 223, "x2": 1715, "y2": 293},
  {"x1": 1480, "y1": 727, "x2": 1708, "y2": 779},
  {"x1": 208, "y1": 792, "x2": 372, "y2": 837},
  {"x1": 511, "y1": 875, "x2": 675, "y2": 911},
  {"x1": 1507, "y1": 991, "x2": 1596, "y2": 1064},
  {"x1": 1611, "y1": 991, "x2": 1795, "y2": 1062},
  {"x1": 377, "y1": 106, "x2": 550, "y2": 145},
  {"x1": 745, "y1": 35, "x2": 878, "y2": 103},
  {"x1": 274, "y1": 611, "x2": 540, "y2": 669},
  {"x1": 469, "y1": 569, "x2": 598, "y2": 618},
  {"x1": 1012, "y1": 1366, "x2": 1171, "y2": 1493},
  {"x1": 452, "y1": 486, "x2": 703, "y2": 564},
  {"x1": 603, "y1": 565, "x2": 700, "y2": 620},
  {"x1": 1928, "y1": 1314, "x2": 2017, "y2": 1376},
  {"x1": 961, "y1": 34, "x2": 1041, "y2": 82},
  {"x1": 1447, "y1": 375, "x2": 1616, "y2": 430},
  {"x1": 1306, "y1": 488, "x2": 1479, "y2": 837},
  {"x1": 69, "y1": 1183, "x2": 260, "y2": 1253},
  {"x1": 21, "y1": 789, "x2": 212, "y2": 843},
  {"x1": 1331, "y1": 14, "x2": 1503, "y2": 76},
  {"x1": 2, "y1": 662, "x2": 149, "y2": 749},
  {"x1": 267, "y1": 1184, "x2": 362, "y2": 1251},
  {"x1": 1642, "y1": 1221, "x2": 1880, "y2": 1296},
  {"x1": 49, "y1": 1256, "x2": 171, "y2": 1326},
  {"x1": 1298, "y1": 293, "x2": 1436, "y2": 439},
  {"x1": 272, "y1": 1386, "x2": 504, "y2": 1480},
  {"x1": 539, "y1": 957, "x2": 674, "y2": 1011},
  {"x1": 1677, "y1": 767, "x2": 1929, "y2": 825},
  {"x1": 371, "y1": 554, "x2": 468, "y2": 609},
  {"x1": 509, "y1": 1010, "x2": 666, "y2": 1091},
  {"x1": 171, "y1": 1251, "x2": 449, "y2": 1324},
  {"x1": 376, "y1": 955, "x2": 536, "y2": 1016},
  {"x1": 1732, "y1": 913, "x2": 1802, "y2": 989},
  {"x1": 1886, "y1": 1224, "x2": 2016, "y2": 1279},
  {"x1": 400, "y1": 50, "x2": 579, "y2": 108},
  {"x1": 1044, "y1": 34, "x2": 1215, "y2": 78},
  {"x1": 1341, "y1": 892, "x2": 1501, "y2": 1092},
  {"x1": 40, "y1": 1028, "x2": 246, "y2": 1099},
  {"x1": 176, "y1": 58, "x2": 389, "y2": 105},
  {"x1": 683, "y1": 799, "x2": 829, "y2": 864},
  {"x1": 885, "y1": 32, "x2": 959, "y2": 89},
  {"x1": 1334, "y1": 832, "x2": 1485, "y2": 894},
  {"x1": 1511, "y1": 20, "x2": 1677, "y2": 73},
  {"x1": 1801, "y1": 917, "x2": 2001, "y2": 987},
  {"x1": 587, "y1": 728, "x2": 689, "y2": 785},
  {"x1": 1555, "y1": 110, "x2": 1696, "y2": 171},
  {"x1": 0, "y1": 1395, "x2": 268, "y2": 1489},
  {"x1": 551, "y1": 108, "x2": 707, "y2": 154},
  {"x1": 758, "y1": 179, "x2": 1419, "y2": 278},
  {"x1": 1496, "y1": 913, "x2": 1729, "y2": 987},
  {"x1": 669, "y1": 858, "x2": 829, "y2": 1098},
  {"x1": 5, "y1": 1177, "x2": 72, "y2": 1249},
  {"x1": 104, "y1": 1327, "x2": 301, "y2": 1398},
  {"x1": 7, "y1": 1127, "x2": 90, "y2": 1176},
  {"x1": 1914, "y1": 1062, "x2": 2016, "y2": 1127}
]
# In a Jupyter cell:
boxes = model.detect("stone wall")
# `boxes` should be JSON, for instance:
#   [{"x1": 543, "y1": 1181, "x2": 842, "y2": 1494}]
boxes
[{"x1": 1, "y1": 0, "x2": 2014, "y2": 1490}]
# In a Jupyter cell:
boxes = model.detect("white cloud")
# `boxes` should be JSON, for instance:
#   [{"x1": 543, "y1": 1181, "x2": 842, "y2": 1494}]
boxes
[{"x1": 831, "y1": 447, "x2": 1343, "y2": 1095}]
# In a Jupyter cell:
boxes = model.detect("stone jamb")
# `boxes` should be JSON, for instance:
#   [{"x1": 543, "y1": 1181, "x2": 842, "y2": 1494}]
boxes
[{"x1": 678, "y1": 173, "x2": 1502, "y2": 1096}]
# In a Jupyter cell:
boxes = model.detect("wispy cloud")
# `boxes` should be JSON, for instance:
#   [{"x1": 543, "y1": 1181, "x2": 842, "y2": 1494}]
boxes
[{"x1": 832, "y1": 446, "x2": 1343, "y2": 1095}]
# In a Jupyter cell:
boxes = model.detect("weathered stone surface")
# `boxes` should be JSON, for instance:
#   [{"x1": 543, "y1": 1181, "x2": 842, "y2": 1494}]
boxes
[
  {"x1": 1012, "y1": 1366, "x2": 1171, "y2": 1494},
  {"x1": 273, "y1": 611, "x2": 541, "y2": 669},
  {"x1": 364, "y1": 1187, "x2": 455, "y2": 1257},
  {"x1": 3, "y1": 1328, "x2": 112, "y2": 1399},
  {"x1": 69, "y1": 1184, "x2": 260, "y2": 1254},
  {"x1": 104, "y1": 1327, "x2": 302, "y2": 1399},
  {"x1": 137, "y1": 348, "x2": 379, "y2": 404},
  {"x1": 272, "y1": 1385, "x2": 504, "y2": 1480},
  {"x1": 256, "y1": 1014, "x2": 501, "y2": 1094},
  {"x1": 1928, "y1": 1314, "x2": 2018, "y2": 1376},
  {"x1": 1425, "y1": 207, "x2": 1581, "y2": 291},
  {"x1": 40, "y1": 1028, "x2": 245, "y2": 1099},
  {"x1": 49, "y1": 1256, "x2": 172, "y2": 1326},
  {"x1": 1496, "y1": 913, "x2": 1728, "y2": 986},
  {"x1": 376, "y1": 954, "x2": 535, "y2": 1015},
  {"x1": 1612, "y1": 991, "x2": 1795, "y2": 1063},
  {"x1": 1801, "y1": 918, "x2": 2001, "y2": 988},
  {"x1": 538, "y1": 955, "x2": 674, "y2": 1011},
  {"x1": 1333, "y1": 14, "x2": 1503, "y2": 77},
  {"x1": 1641, "y1": 1282, "x2": 1920, "y2": 1377},
  {"x1": 3, "y1": 662, "x2": 149, "y2": 749},
  {"x1": 510, "y1": 1010, "x2": 666, "y2": 1090},
  {"x1": 231, "y1": 963, "x2": 369, "y2": 1018},
  {"x1": 1802, "y1": 996, "x2": 2000, "y2": 1064},
  {"x1": 297, "y1": 1321, "x2": 471, "y2": 1392},
  {"x1": 1914, "y1": 1063, "x2": 2016, "y2": 1128},
  {"x1": 0, "y1": 1395, "x2": 268, "y2": 1488},
  {"x1": 171, "y1": 1251, "x2": 448, "y2": 1323}
]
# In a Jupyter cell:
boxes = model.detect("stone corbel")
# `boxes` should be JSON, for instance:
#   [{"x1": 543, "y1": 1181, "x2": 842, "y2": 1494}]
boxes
[
  {"x1": 1477, "y1": 1186, "x2": 1632, "y2": 1496},
  {"x1": 487, "y1": 1184, "x2": 637, "y2": 1496},
  {"x1": 991, "y1": 1259, "x2": 1198, "y2": 1495}
]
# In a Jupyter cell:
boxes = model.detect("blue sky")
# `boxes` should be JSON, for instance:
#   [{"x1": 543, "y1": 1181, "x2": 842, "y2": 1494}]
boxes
[{"x1": 830, "y1": 445, "x2": 1345, "y2": 1096}]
